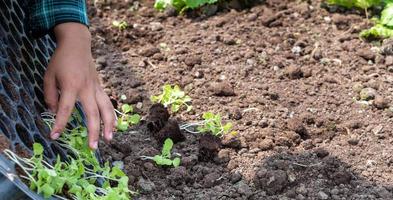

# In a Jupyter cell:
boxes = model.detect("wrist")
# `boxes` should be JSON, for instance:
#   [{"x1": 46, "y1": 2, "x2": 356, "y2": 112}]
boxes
[{"x1": 54, "y1": 22, "x2": 91, "y2": 50}]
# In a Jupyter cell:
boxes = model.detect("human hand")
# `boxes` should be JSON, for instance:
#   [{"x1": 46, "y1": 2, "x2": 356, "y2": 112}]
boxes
[{"x1": 44, "y1": 23, "x2": 115, "y2": 149}]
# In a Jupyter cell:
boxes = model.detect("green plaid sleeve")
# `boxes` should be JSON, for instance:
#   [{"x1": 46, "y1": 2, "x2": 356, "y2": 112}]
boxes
[{"x1": 28, "y1": 0, "x2": 89, "y2": 38}]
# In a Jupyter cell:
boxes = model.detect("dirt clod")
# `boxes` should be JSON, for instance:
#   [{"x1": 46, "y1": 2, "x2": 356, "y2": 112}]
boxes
[
  {"x1": 210, "y1": 81, "x2": 236, "y2": 96},
  {"x1": 147, "y1": 104, "x2": 170, "y2": 133},
  {"x1": 139, "y1": 47, "x2": 160, "y2": 57},
  {"x1": 198, "y1": 134, "x2": 222, "y2": 161},
  {"x1": 154, "y1": 119, "x2": 185, "y2": 144},
  {"x1": 285, "y1": 66, "x2": 303, "y2": 79},
  {"x1": 373, "y1": 96, "x2": 389, "y2": 109},
  {"x1": 184, "y1": 56, "x2": 202, "y2": 67},
  {"x1": 287, "y1": 118, "x2": 309, "y2": 139},
  {"x1": 254, "y1": 169, "x2": 289, "y2": 195}
]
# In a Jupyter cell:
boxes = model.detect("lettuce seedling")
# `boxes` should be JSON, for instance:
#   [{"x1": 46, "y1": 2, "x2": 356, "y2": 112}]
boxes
[
  {"x1": 151, "y1": 84, "x2": 192, "y2": 113},
  {"x1": 197, "y1": 112, "x2": 234, "y2": 137},
  {"x1": 112, "y1": 20, "x2": 128, "y2": 31},
  {"x1": 5, "y1": 142, "x2": 132, "y2": 200},
  {"x1": 154, "y1": 0, "x2": 219, "y2": 13},
  {"x1": 116, "y1": 104, "x2": 141, "y2": 132},
  {"x1": 141, "y1": 138, "x2": 181, "y2": 167},
  {"x1": 180, "y1": 112, "x2": 236, "y2": 137}
]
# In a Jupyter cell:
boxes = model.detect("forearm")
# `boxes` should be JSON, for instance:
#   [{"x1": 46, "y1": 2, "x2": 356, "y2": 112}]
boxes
[{"x1": 54, "y1": 23, "x2": 91, "y2": 53}]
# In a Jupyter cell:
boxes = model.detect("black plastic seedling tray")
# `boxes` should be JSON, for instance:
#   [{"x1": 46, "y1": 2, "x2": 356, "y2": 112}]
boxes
[{"x1": 0, "y1": 154, "x2": 56, "y2": 200}]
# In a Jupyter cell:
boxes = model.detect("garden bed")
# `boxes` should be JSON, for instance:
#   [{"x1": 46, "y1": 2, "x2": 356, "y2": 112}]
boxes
[{"x1": 91, "y1": 0, "x2": 393, "y2": 199}]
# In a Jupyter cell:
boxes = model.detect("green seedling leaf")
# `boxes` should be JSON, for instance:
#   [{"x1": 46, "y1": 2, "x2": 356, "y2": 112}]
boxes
[
  {"x1": 85, "y1": 184, "x2": 96, "y2": 194},
  {"x1": 162, "y1": 138, "x2": 174, "y2": 157},
  {"x1": 117, "y1": 119, "x2": 129, "y2": 132},
  {"x1": 40, "y1": 183, "x2": 55, "y2": 198},
  {"x1": 121, "y1": 104, "x2": 133, "y2": 114},
  {"x1": 128, "y1": 114, "x2": 141, "y2": 125},
  {"x1": 381, "y1": 3, "x2": 393, "y2": 26},
  {"x1": 360, "y1": 24, "x2": 393, "y2": 39},
  {"x1": 172, "y1": 157, "x2": 181, "y2": 167},
  {"x1": 151, "y1": 84, "x2": 192, "y2": 113},
  {"x1": 33, "y1": 143, "x2": 44, "y2": 156},
  {"x1": 153, "y1": 155, "x2": 174, "y2": 166},
  {"x1": 198, "y1": 112, "x2": 234, "y2": 137}
]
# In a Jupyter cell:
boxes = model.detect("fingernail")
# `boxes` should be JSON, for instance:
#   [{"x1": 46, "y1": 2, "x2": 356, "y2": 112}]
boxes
[
  {"x1": 108, "y1": 132, "x2": 113, "y2": 141},
  {"x1": 90, "y1": 141, "x2": 98, "y2": 149},
  {"x1": 51, "y1": 132, "x2": 60, "y2": 140}
]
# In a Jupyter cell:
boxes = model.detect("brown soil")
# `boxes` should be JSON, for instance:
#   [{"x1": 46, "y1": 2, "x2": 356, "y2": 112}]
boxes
[
  {"x1": 92, "y1": 0, "x2": 393, "y2": 199},
  {"x1": 154, "y1": 119, "x2": 185, "y2": 144},
  {"x1": 146, "y1": 103, "x2": 170, "y2": 133},
  {"x1": 198, "y1": 134, "x2": 222, "y2": 162}
]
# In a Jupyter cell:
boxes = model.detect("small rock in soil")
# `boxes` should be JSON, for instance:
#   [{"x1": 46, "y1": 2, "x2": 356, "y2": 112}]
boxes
[
  {"x1": 221, "y1": 134, "x2": 241, "y2": 149},
  {"x1": 318, "y1": 191, "x2": 329, "y2": 200},
  {"x1": 129, "y1": 79, "x2": 143, "y2": 88},
  {"x1": 229, "y1": 109, "x2": 242, "y2": 120},
  {"x1": 185, "y1": 55, "x2": 202, "y2": 67},
  {"x1": 360, "y1": 87, "x2": 378, "y2": 101},
  {"x1": 258, "y1": 138, "x2": 273, "y2": 151},
  {"x1": 248, "y1": 13, "x2": 258, "y2": 21},
  {"x1": 96, "y1": 56, "x2": 107, "y2": 68},
  {"x1": 217, "y1": 149, "x2": 231, "y2": 163},
  {"x1": 139, "y1": 47, "x2": 160, "y2": 57},
  {"x1": 222, "y1": 36, "x2": 236, "y2": 45},
  {"x1": 287, "y1": 118, "x2": 309, "y2": 139},
  {"x1": 202, "y1": 172, "x2": 221, "y2": 188},
  {"x1": 331, "y1": 170, "x2": 352, "y2": 185},
  {"x1": 143, "y1": 162, "x2": 155, "y2": 171},
  {"x1": 373, "y1": 96, "x2": 389, "y2": 109},
  {"x1": 236, "y1": 181, "x2": 252, "y2": 197},
  {"x1": 210, "y1": 81, "x2": 236, "y2": 96},
  {"x1": 150, "y1": 22, "x2": 163, "y2": 31},
  {"x1": 137, "y1": 178, "x2": 155, "y2": 193},
  {"x1": 254, "y1": 169, "x2": 289, "y2": 195},
  {"x1": 385, "y1": 56, "x2": 393, "y2": 66},
  {"x1": 286, "y1": 66, "x2": 303, "y2": 79},
  {"x1": 230, "y1": 172, "x2": 242, "y2": 183},
  {"x1": 314, "y1": 148, "x2": 329, "y2": 158},
  {"x1": 348, "y1": 138, "x2": 359, "y2": 145},
  {"x1": 168, "y1": 166, "x2": 188, "y2": 187},
  {"x1": 123, "y1": 88, "x2": 143, "y2": 104},
  {"x1": 357, "y1": 49, "x2": 375, "y2": 61},
  {"x1": 182, "y1": 155, "x2": 198, "y2": 167},
  {"x1": 352, "y1": 82, "x2": 364, "y2": 93},
  {"x1": 258, "y1": 119, "x2": 269, "y2": 128}
]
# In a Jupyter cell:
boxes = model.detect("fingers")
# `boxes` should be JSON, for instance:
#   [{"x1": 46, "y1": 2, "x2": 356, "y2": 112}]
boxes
[
  {"x1": 43, "y1": 73, "x2": 59, "y2": 112},
  {"x1": 80, "y1": 87, "x2": 100, "y2": 150},
  {"x1": 96, "y1": 88, "x2": 115, "y2": 143},
  {"x1": 51, "y1": 90, "x2": 77, "y2": 140}
]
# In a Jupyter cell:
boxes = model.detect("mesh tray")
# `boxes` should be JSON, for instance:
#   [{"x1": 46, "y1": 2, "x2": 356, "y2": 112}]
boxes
[{"x1": 0, "y1": 0, "x2": 101, "y2": 199}]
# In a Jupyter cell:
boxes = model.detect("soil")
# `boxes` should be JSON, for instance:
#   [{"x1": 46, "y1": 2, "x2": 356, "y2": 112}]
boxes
[{"x1": 92, "y1": 0, "x2": 393, "y2": 199}]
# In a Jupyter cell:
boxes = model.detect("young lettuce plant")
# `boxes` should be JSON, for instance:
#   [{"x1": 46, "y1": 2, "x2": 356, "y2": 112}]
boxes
[
  {"x1": 14, "y1": 111, "x2": 134, "y2": 199},
  {"x1": 141, "y1": 138, "x2": 181, "y2": 167},
  {"x1": 5, "y1": 142, "x2": 131, "y2": 200},
  {"x1": 326, "y1": 0, "x2": 393, "y2": 39},
  {"x1": 115, "y1": 104, "x2": 141, "y2": 132},
  {"x1": 180, "y1": 112, "x2": 236, "y2": 137},
  {"x1": 112, "y1": 20, "x2": 128, "y2": 31},
  {"x1": 150, "y1": 84, "x2": 192, "y2": 113},
  {"x1": 154, "y1": 0, "x2": 219, "y2": 13}
]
